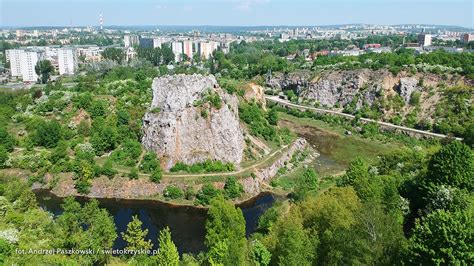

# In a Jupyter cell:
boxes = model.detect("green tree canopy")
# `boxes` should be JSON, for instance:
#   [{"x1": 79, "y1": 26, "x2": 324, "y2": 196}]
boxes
[
  {"x1": 121, "y1": 215, "x2": 153, "y2": 254},
  {"x1": 408, "y1": 209, "x2": 473, "y2": 265},
  {"x1": 205, "y1": 196, "x2": 248, "y2": 265},
  {"x1": 102, "y1": 47, "x2": 125, "y2": 63},
  {"x1": 35, "y1": 60, "x2": 54, "y2": 84},
  {"x1": 155, "y1": 227, "x2": 180, "y2": 266},
  {"x1": 427, "y1": 141, "x2": 473, "y2": 190}
]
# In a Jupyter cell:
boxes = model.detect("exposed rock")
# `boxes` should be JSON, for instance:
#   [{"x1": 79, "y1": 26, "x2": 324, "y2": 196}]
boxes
[
  {"x1": 241, "y1": 138, "x2": 312, "y2": 194},
  {"x1": 244, "y1": 83, "x2": 267, "y2": 109},
  {"x1": 255, "y1": 138, "x2": 308, "y2": 183},
  {"x1": 268, "y1": 69, "x2": 386, "y2": 108},
  {"x1": 266, "y1": 70, "x2": 312, "y2": 94},
  {"x1": 142, "y1": 74, "x2": 245, "y2": 170},
  {"x1": 397, "y1": 77, "x2": 420, "y2": 103},
  {"x1": 51, "y1": 175, "x2": 164, "y2": 199}
]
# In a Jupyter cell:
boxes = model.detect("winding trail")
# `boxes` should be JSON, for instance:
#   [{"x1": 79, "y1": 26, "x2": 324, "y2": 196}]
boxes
[
  {"x1": 266, "y1": 96, "x2": 463, "y2": 140},
  {"x1": 112, "y1": 144, "x2": 290, "y2": 179}
]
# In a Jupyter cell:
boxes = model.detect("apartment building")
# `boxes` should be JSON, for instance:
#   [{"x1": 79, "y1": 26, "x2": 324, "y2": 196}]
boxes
[
  {"x1": 6, "y1": 49, "x2": 40, "y2": 82},
  {"x1": 58, "y1": 48, "x2": 76, "y2": 75}
]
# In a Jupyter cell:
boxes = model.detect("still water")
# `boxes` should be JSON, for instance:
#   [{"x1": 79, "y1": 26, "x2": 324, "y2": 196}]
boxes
[{"x1": 34, "y1": 190, "x2": 278, "y2": 254}]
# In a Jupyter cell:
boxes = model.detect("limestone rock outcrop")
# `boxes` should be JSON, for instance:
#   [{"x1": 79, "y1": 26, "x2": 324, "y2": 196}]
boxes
[
  {"x1": 397, "y1": 77, "x2": 420, "y2": 103},
  {"x1": 268, "y1": 69, "x2": 390, "y2": 108},
  {"x1": 142, "y1": 74, "x2": 245, "y2": 170}
]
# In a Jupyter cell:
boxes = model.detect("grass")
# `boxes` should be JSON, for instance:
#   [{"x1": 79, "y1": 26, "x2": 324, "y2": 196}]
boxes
[
  {"x1": 279, "y1": 112, "x2": 402, "y2": 170},
  {"x1": 269, "y1": 112, "x2": 405, "y2": 192}
]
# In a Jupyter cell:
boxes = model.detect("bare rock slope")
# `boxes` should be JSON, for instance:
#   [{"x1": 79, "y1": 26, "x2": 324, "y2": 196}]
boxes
[{"x1": 142, "y1": 74, "x2": 245, "y2": 170}]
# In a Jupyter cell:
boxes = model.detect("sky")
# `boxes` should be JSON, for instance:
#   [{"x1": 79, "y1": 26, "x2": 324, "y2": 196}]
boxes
[{"x1": 1, "y1": 0, "x2": 473, "y2": 28}]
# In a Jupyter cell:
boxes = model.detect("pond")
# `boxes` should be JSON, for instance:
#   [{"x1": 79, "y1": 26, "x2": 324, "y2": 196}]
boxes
[{"x1": 34, "y1": 190, "x2": 279, "y2": 254}]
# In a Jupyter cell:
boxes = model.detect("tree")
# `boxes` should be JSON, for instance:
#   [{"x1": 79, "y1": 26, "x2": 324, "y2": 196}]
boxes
[
  {"x1": 463, "y1": 123, "x2": 474, "y2": 148},
  {"x1": 294, "y1": 168, "x2": 318, "y2": 200},
  {"x1": 102, "y1": 47, "x2": 125, "y2": 63},
  {"x1": 250, "y1": 239, "x2": 271, "y2": 266},
  {"x1": 205, "y1": 196, "x2": 248, "y2": 265},
  {"x1": 155, "y1": 227, "x2": 179, "y2": 266},
  {"x1": 267, "y1": 108, "x2": 278, "y2": 126},
  {"x1": 426, "y1": 141, "x2": 473, "y2": 190},
  {"x1": 224, "y1": 176, "x2": 243, "y2": 199},
  {"x1": 56, "y1": 198, "x2": 117, "y2": 264},
  {"x1": 299, "y1": 187, "x2": 362, "y2": 264},
  {"x1": 122, "y1": 215, "x2": 153, "y2": 253},
  {"x1": 87, "y1": 100, "x2": 108, "y2": 118},
  {"x1": 35, "y1": 60, "x2": 54, "y2": 84},
  {"x1": 16, "y1": 190, "x2": 38, "y2": 212},
  {"x1": 80, "y1": 200, "x2": 117, "y2": 264},
  {"x1": 160, "y1": 45, "x2": 175, "y2": 64},
  {"x1": 408, "y1": 210, "x2": 473, "y2": 265},
  {"x1": 49, "y1": 141, "x2": 68, "y2": 164},
  {"x1": 264, "y1": 208, "x2": 316, "y2": 265},
  {"x1": 139, "y1": 152, "x2": 160, "y2": 173},
  {"x1": 338, "y1": 157, "x2": 382, "y2": 202},
  {"x1": 0, "y1": 146, "x2": 8, "y2": 168},
  {"x1": 90, "y1": 125, "x2": 117, "y2": 155},
  {"x1": 195, "y1": 183, "x2": 221, "y2": 205},
  {"x1": 32, "y1": 120, "x2": 62, "y2": 148},
  {"x1": 0, "y1": 127, "x2": 15, "y2": 152}
]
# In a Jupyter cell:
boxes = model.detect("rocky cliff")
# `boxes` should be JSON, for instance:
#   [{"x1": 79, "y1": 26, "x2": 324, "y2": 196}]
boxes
[
  {"x1": 142, "y1": 74, "x2": 245, "y2": 170},
  {"x1": 266, "y1": 69, "x2": 468, "y2": 121}
]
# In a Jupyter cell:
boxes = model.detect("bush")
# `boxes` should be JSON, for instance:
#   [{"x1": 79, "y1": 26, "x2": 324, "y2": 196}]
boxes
[
  {"x1": 195, "y1": 183, "x2": 221, "y2": 205},
  {"x1": 0, "y1": 127, "x2": 15, "y2": 152},
  {"x1": 75, "y1": 179, "x2": 91, "y2": 194},
  {"x1": 87, "y1": 100, "x2": 108, "y2": 118},
  {"x1": 185, "y1": 186, "x2": 195, "y2": 200},
  {"x1": 169, "y1": 160, "x2": 234, "y2": 173},
  {"x1": 164, "y1": 185, "x2": 184, "y2": 199},
  {"x1": 32, "y1": 120, "x2": 62, "y2": 148},
  {"x1": 140, "y1": 152, "x2": 160, "y2": 173},
  {"x1": 101, "y1": 159, "x2": 117, "y2": 178},
  {"x1": 111, "y1": 139, "x2": 142, "y2": 167},
  {"x1": 224, "y1": 176, "x2": 244, "y2": 199},
  {"x1": 150, "y1": 169, "x2": 162, "y2": 183},
  {"x1": 128, "y1": 167, "x2": 139, "y2": 179},
  {"x1": 0, "y1": 146, "x2": 8, "y2": 168}
]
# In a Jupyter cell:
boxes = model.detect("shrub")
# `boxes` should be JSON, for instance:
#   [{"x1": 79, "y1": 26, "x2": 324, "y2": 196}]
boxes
[
  {"x1": 101, "y1": 160, "x2": 117, "y2": 178},
  {"x1": 32, "y1": 120, "x2": 62, "y2": 148},
  {"x1": 128, "y1": 167, "x2": 139, "y2": 179},
  {"x1": 150, "y1": 169, "x2": 162, "y2": 183},
  {"x1": 195, "y1": 183, "x2": 221, "y2": 205},
  {"x1": 140, "y1": 152, "x2": 160, "y2": 173},
  {"x1": 164, "y1": 185, "x2": 184, "y2": 199},
  {"x1": 169, "y1": 160, "x2": 234, "y2": 173},
  {"x1": 224, "y1": 176, "x2": 244, "y2": 199}
]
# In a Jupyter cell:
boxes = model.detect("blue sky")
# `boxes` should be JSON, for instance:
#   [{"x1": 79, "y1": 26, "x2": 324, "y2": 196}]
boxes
[{"x1": 1, "y1": 0, "x2": 473, "y2": 27}]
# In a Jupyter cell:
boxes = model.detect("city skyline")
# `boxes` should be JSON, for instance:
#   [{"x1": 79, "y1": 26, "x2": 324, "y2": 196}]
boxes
[{"x1": 1, "y1": 0, "x2": 473, "y2": 28}]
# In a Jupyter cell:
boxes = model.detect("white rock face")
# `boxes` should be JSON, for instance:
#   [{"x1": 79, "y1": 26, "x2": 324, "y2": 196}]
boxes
[
  {"x1": 397, "y1": 77, "x2": 420, "y2": 103},
  {"x1": 142, "y1": 74, "x2": 245, "y2": 170}
]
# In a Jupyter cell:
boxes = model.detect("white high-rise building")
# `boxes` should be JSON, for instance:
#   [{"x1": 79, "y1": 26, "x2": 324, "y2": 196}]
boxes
[
  {"x1": 58, "y1": 48, "x2": 76, "y2": 75},
  {"x1": 171, "y1": 42, "x2": 183, "y2": 62},
  {"x1": 6, "y1": 49, "x2": 39, "y2": 82},
  {"x1": 124, "y1": 35, "x2": 139, "y2": 47},
  {"x1": 199, "y1": 41, "x2": 218, "y2": 59},
  {"x1": 153, "y1": 38, "x2": 163, "y2": 49},
  {"x1": 6, "y1": 49, "x2": 23, "y2": 77}
]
